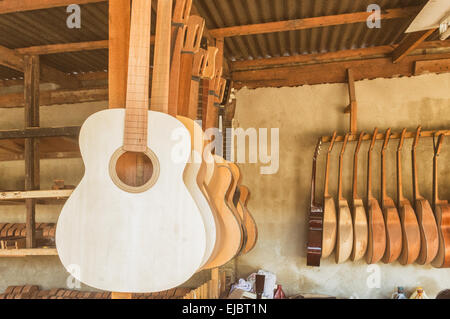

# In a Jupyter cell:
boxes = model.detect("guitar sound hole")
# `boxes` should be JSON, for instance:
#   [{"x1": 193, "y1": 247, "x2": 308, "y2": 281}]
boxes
[
  {"x1": 109, "y1": 148, "x2": 160, "y2": 193},
  {"x1": 115, "y1": 152, "x2": 154, "y2": 187}
]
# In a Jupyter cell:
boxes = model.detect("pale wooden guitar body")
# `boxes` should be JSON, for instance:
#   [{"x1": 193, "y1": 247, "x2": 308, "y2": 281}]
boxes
[
  {"x1": 433, "y1": 204, "x2": 450, "y2": 268},
  {"x1": 202, "y1": 164, "x2": 242, "y2": 269},
  {"x1": 239, "y1": 185, "x2": 258, "y2": 254},
  {"x1": 176, "y1": 116, "x2": 217, "y2": 266},
  {"x1": 56, "y1": 109, "x2": 206, "y2": 292}
]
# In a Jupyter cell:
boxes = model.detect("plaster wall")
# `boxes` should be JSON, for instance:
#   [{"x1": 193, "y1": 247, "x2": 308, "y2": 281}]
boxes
[{"x1": 234, "y1": 73, "x2": 450, "y2": 299}]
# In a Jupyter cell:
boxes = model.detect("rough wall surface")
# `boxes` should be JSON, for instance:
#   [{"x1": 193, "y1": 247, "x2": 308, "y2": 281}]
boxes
[{"x1": 234, "y1": 73, "x2": 450, "y2": 299}]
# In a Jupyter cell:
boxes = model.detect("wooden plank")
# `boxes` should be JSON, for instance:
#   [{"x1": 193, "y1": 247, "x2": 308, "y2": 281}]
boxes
[
  {"x1": 232, "y1": 40, "x2": 450, "y2": 71},
  {"x1": 0, "y1": 126, "x2": 80, "y2": 140},
  {"x1": 108, "y1": 0, "x2": 130, "y2": 109},
  {"x1": 392, "y1": 29, "x2": 437, "y2": 63},
  {"x1": 210, "y1": 7, "x2": 420, "y2": 38},
  {"x1": 0, "y1": 87, "x2": 108, "y2": 108},
  {"x1": 346, "y1": 69, "x2": 357, "y2": 133},
  {"x1": 16, "y1": 40, "x2": 109, "y2": 55},
  {"x1": 0, "y1": 45, "x2": 80, "y2": 88},
  {"x1": 414, "y1": 58, "x2": 450, "y2": 75},
  {"x1": 0, "y1": 190, "x2": 73, "y2": 200},
  {"x1": 0, "y1": 0, "x2": 105, "y2": 14},
  {"x1": 232, "y1": 53, "x2": 450, "y2": 89},
  {"x1": 0, "y1": 248, "x2": 58, "y2": 257},
  {"x1": 24, "y1": 55, "x2": 40, "y2": 249},
  {"x1": 0, "y1": 151, "x2": 81, "y2": 162}
]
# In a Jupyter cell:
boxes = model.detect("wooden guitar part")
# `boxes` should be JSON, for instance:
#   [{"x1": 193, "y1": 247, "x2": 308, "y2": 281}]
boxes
[
  {"x1": 397, "y1": 129, "x2": 421, "y2": 265},
  {"x1": 366, "y1": 128, "x2": 386, "y2": 264},
  {"x1": 201, "y1": 46, "x2": 219, "y2": 131},
  {"x1": 307, "y1": 139, "x2": 324, "y2": 266},
  {"x1": 321, "y1": 131, "x2": 337, "y2": 259},
  {"x1": 176, "y1": 116, "x2": 218, "y2": 267},
  {"x1": 380, "y1": 128, "x2": 402, "y2": 264},
  {"x1": 432, "y1": 133, "x2": 450, "y2": 268},
  {"x1": 350, "y1": 132, "x2": 368, "y2": 261},
  {"x1": 188, "y1": 48, "x2": 208, "y2": 120},
  {"x1": 205, "y1": 66, "x2": 223, "y2": 132},
  {"x1": 178, "y1": 15, "x2": 205, "y2": 117},
  {"x1": 56, "y1": 0, "x2": 206, "y2": 293},
  {"x1": 239, "y1": 185, "x2": 258, "y2": 255},
  {"x1": 335, "y1": 133, "x2": 353, "y2": 264},
  {"x1": 168, "y1": 0, "x2": 192, "y2": 116},
  {"x1": 412, "y1": 126, "x2": 439, "y2": 265},
  {"x1": 202, "y1": 164, "x2": 242, "y2": 269}
]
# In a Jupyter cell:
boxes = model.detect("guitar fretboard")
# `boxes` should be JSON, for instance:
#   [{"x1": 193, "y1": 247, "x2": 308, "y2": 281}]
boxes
[{"x1": 124, "y1": 0, "x2": 152, "y2": 153}]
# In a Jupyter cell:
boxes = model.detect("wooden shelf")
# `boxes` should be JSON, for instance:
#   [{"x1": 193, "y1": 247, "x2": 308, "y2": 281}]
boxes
[
  {"x1": 0, "y1": 248, "x2": 57, "y2": 257},
  {"x1": 0, "y1": 189, "x2": 73, "y2": 200}
]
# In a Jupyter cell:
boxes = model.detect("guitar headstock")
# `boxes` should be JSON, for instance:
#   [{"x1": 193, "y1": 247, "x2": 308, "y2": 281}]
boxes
[
  {"x1": 412, "y1": 126, "x2": 422, "y2": 150},
  {"x1": 382, "y1": 128, "x2": 391, "y2": 153},
  {"x1": 369, "y1": 127, "x2": 378, "y2": 153},
  {"x1": 313, "y1": 138, "x2": 322, "y2": 161},
  {"x1": 192, "y1": 48, "x2": 207, "y2": 77},
  {"x1": 398, "y1": 128, "x2": 407, "y2": 151},
  {"x1": 203, "y1": 46, "x2": 219, "y2": 79},
  {"x1": 173, "y1": 0, "x2": 192, "y2": 25},
  {"x1": 182, "y1": 15, "x2": 205, "y2": 53}
]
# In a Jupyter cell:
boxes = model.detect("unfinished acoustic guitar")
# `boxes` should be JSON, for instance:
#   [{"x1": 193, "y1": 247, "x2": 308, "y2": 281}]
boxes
[{"x1": 56, "y1": 0, "x2": 206, "y2": 292}]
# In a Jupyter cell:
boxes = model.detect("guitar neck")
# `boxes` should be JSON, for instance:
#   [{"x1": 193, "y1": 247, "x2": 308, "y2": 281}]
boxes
[
  {"x1": 151, "y1": 0, "x2": 173, "y2": 115},
  {"x1": 123, "y1": 0, "x2": 152, "y2": 153}
]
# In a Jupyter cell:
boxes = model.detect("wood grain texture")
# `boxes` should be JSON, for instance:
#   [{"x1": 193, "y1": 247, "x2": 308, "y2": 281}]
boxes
[
  {"x1": 176, "y1": 116, "x2": 217, "y2": 267},
  {"x1": 350, "y1": 133, "x2": 368, "y2": 261},
  {"x1": 56, "y1": 109, "x2": 206, "y2": 292},
  {"x1": 240, "y1": 186, "x2": 258, "y2": 255},
  {"x1": 397, "y1": 129, "x2": 421, "y2": 265},
  {"x1": 123, "y1": 0, "x2": 151, "y2": 153},
  {"x1": 151, "y1": 0, "x2": 172, "y2": 115},
  {"x1": 432, "y1": 134, "x2": 450, "y2": 268},
  {"x1": 335, "y1": 133, "x2": 353, "y2": 264},
  {"x1": 380, "y1": 129, "x2": 402, "y2": 264},
  {"x1": 412, "y1": 127, "x2": 439, "y2": 265},
  {"x1": 202, "y1": 162, "x2": 241, "y2": 269},
  {"x1": 366, "y1": 128, "x2": 386, "y2": 264},
  {"x1": 321, "y1": 132, "x2": 337, "y2": 259},
  {"x1": 226, "y1": 162, "x2": 246, "y2": 254}
]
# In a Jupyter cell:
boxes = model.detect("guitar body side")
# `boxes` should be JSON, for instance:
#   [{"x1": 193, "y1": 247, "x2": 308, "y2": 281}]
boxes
[
  {"x1": 56, "y1": 109, "x2": 206, "y2": 293},
  {"x1": 351, "y1": 199, "x2": 368, "y2": 261},
  {"x1": 321, "y1": 197, "x2": 336, "y2": 258},
  {"x1": 415, "y1": 198, "x2": 439, "y2": 265},
  {"x1": 366, "y1": 199, "x2": 386, "y2": 264},
  {"x1": 433, "y1": 204, "x2": 450, "y2": 268},
  {"x1": 336, "y1": 199, "x2": 353, "y2": 264},
  {"x1": 382, "y1": 199, "x2": 402, "y2": 264},
  {"x1": 398, "y1": 200, "x2": 421, "y2": 265}
]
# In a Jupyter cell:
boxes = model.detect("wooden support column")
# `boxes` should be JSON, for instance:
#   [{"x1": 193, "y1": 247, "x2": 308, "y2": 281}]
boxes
[
  {"x1": 24, "y1": 55, "x2": 40, "y2": 248},
  {"x1": 108, "y1": 0, "x2": 130, "y2": 109},
  {"x1": 211, "y1": 268, "x2": 219, "y2": 299},
  {"x1": 344, "y1": 69, "x2": 357, "y2": 133}
]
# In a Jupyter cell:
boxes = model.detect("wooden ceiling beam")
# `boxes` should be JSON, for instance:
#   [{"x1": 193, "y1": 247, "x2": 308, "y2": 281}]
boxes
[
  {"x1": 0, "y1": 0, "x2": 105, "y2": 14},
  {"x1": 232, "y1": 52, "x2": 450, "y2": 89},
  {"x1": 16, "y1": 40, "x2": 109, "y2": 55},
  {"x1": 392, "y1": 29, "x2": 437, "y2": 63},
  {"x1": 210, "y1": 6, "x2": 421, "y2": 38},
  {"x1": 232, "y1": 40, "x2": 450, "y2": 71},
  {"x1": 0, "y1": 87, "x2": 107, "y2": 108},
  {"x1": 0, "y1": 45, "x2": 80, "y2": 88}
]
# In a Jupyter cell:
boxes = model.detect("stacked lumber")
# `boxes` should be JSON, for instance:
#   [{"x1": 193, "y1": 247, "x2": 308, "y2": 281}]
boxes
[
  {"x1": 0, "y1": 285, "x2": 191, "y2": 299},
  {"x1": 0, "y1": 223, "x2": 55, "y2": 249}
]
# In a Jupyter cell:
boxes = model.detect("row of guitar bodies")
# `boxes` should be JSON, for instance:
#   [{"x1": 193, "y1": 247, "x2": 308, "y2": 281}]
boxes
[{"x1": 307, "y1": 128, "x2": 449, "y2": 267}]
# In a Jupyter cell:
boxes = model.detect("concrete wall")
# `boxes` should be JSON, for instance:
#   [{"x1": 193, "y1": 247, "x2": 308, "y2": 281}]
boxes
[
  {"x1": 234, "y1": 73, "x2": 450, "y2": 299},
  {"x1": 0, "y1": 73, "x2": 448, "y2": 297}
]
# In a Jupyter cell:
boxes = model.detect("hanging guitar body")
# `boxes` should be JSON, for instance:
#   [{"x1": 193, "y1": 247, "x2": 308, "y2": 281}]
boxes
[{"x1": 56, "y1": 109, "x2": 206, "y2": 292}]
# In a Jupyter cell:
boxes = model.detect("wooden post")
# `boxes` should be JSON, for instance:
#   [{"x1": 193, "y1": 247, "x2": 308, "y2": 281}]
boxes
[
  {"x1": 108, "y1": 0, "x2": 130, "y2": 109},
  {"x1": 24, "y1": 55, "x2": 40, "y2": 248},
  {"x1": 344, "y1": 68, "x2": 357, "y2": 133},
  {"x1": 211, "y1": 268, "x2": 219, "y2": 299}
]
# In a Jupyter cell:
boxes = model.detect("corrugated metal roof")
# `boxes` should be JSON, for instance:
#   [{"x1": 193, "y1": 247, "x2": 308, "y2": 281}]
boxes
[
  {"x1": 194, "y1": 0, "x2": 428, "y2": 61},
  {"x1": 0, "y1": 0, "x2": 432, "y2": 80}
]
